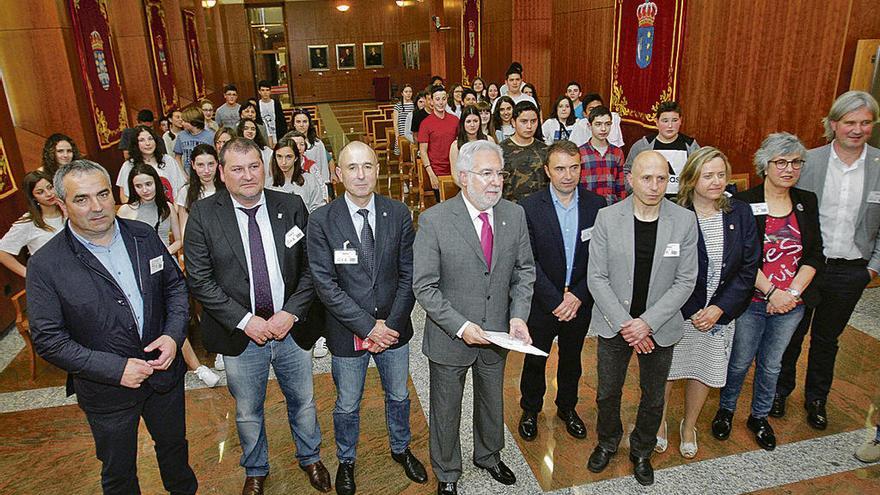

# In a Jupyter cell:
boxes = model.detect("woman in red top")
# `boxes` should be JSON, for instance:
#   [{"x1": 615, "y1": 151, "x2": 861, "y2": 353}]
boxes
[{"x1": 711, "y1": 132, "x2": 823, "y2": 452}]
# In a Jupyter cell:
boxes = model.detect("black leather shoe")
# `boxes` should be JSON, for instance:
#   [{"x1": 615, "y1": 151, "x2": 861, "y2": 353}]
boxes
[
  {"x1": 557, "y1": 409, "x2": 587, "y2": 439},
  {"x1": 474, "y1": 460, "x2": 516, "y2": 485},
  {"x1": 711, "y1": 408, "x2": 734, "y2": 440},
  {"x1": 629, "y1": 453, "x2": 654, "y2": 486},
  {"x1": 746, "y1": 415, "x2": 776, "y2": 451},
  {"x1": 437, "y1": 482, "x2": 457, "y2": 495},
  {"x1": 587, "y1": 445, "x2": 616, "y2": 473},
  {"x1": 805, "y1": 399, "x2": 828, "y2": 430},
  {"x1": 518, "y1": 410, "x2": 538, "y2": 441},
  {"x1": 391, "y1": 448, "x2": 428, "y2": 484},
  {"x1": 769, "y1": 394, "x2": 786, "y2": 418},
  {"x1": 335, "y1": 461, "x2": 355, "y2": 495}
]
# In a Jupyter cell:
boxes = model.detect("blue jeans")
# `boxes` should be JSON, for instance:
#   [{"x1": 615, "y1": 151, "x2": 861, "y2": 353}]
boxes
[
  {"x1": 331, "y1": 343, "x2": 411, "y2": 463},
  {"x1": 720, "y1": 301, "x2": 805, "y2": 418},
  {"x1": 224, "y1": 336, "x2": 322, "y2": 476}
]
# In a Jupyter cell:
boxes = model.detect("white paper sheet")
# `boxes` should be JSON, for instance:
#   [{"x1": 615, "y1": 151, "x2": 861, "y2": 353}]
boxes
[{"x1": 484, "y1": 331, "x2": 549, "y2": 356}]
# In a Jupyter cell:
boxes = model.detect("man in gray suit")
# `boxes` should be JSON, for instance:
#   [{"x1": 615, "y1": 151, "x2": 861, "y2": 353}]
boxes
[
  {"x1": 774, "y1": 91, "x2": 880, "y2": 429},
  {"x1": 586, "y1": 151, "x2": 698, "y2": 486},
  {"x1": 413, "y1": 140, "x2": 535, "y2": 495}
]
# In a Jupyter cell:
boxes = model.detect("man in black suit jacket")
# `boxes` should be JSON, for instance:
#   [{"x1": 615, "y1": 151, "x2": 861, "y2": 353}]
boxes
[
  {"x1": 307, "y1": 141, "x2": 426, "y2": 494},
  {"x1": 184, "y1": 138, "x2": 330, "y2": 495},
  {"x1": 257, "y1": 80, "x2": 288, "y2": 146},
  {"x1": 28, "y1": 160, "x2": 197, "y2": 494},
  {"x1": 517, "y1": 141, "x2": 606, "y2": 442}
]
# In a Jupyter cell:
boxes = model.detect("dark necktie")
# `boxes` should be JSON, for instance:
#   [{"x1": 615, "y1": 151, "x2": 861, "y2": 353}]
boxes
[
  {"x1": 239, "y1": 206, "x2": 274, "y2": 319},
  {"x1": 358, "y1": 209, "x2": 374, "y2": 274}
]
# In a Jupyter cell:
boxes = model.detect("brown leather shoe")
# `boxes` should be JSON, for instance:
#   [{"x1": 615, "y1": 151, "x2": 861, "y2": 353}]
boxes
[
  {"x1": 242, "y1": 475, "x2": 267, "y2": 495},
  {"x1": 300, "y1": 460, "x2": 332, "y2": 492}
]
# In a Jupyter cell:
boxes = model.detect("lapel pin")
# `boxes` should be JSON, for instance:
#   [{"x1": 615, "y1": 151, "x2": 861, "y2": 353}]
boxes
[
  {"x1": 796, "y1": 203, "x2": 804, "y2": 211},
  {"x1": 502, "y1": 221, "x2": 506, "y2": 226},
  {"x1": 729, "y1": 224, "x2": 734, "y2": 230},
  {"x1": 382, "y1": 212, "x2": 387, "y2": 217},
  {"x1": 278, "y1": 213, "x2": 283, "y2": 219}
]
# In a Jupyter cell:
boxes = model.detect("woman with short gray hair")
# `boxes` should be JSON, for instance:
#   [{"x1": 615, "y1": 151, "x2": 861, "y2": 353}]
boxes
[{"x1": 710, "y1": 132, "x2": 823, "y2": 452}]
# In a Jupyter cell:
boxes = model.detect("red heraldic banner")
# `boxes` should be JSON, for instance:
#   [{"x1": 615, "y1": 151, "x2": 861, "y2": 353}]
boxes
[
  {"x1": 145, "y1": 0, "x2": 178, "y2": 114},
  {"x1": 461, "y1": 0, "x2": 481, "y2": 87},
  {"x1": 67, "y1": 0, "x2": 129, "y2": 149},
  {"x1": 182, "y1": 9, "x2": 206, "y2": 100},
  {"x1": 610, "y1": 0, "x2": 686, "y2": 128}
]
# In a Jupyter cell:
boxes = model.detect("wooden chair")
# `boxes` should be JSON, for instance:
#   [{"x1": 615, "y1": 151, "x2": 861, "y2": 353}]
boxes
[
  {"x1": 382, "y1": 107, "x2": 394, "y2": 119},
  {"x1": 11, "y1": 289, "x2": 36, "y2": 380},
  {"x1": 438, "y1": 175, "x2": 460, "y2": 201},
  {"x1": 415, "y1": 155, "x2": 431, "y2": 211},
  {"x1": 397, "y1": 136, "x2": 414, "y2": 202},
  {"x1": 365, "y1": 114, "x2": 387, "y2": 144},
  {"x1": 362, "y1": 109, "x2": 383, "y2": 134}
]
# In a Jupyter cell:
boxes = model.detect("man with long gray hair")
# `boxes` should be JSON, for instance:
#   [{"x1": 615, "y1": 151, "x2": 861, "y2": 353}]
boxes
[
  {"x1": 413, "y1": 140, "x2": 535, "y2": 495},
  {"x1": 27, "y1": 160, "x2": 197, "y2": 494},
  {"x1": 773, "y1": 90, "x2": 880, "y2": 431}
]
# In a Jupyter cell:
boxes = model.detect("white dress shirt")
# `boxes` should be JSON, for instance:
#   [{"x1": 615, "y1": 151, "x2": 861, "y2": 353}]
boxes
[
  {"x1": 231, "y1": 192, "x2": 286, "y2": 329},
  {"x1": 457, "y1": 193, "x2": 495, "y2": 337},
  {"x1": 344, "y1": 192, "x2": 376, "y2": 238},
  {"x1": 820, "y1": 143, "x2": 866, "y2": 260}
]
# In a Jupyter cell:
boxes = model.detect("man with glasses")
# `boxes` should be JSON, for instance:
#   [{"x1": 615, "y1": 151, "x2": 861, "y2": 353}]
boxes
[
  {"x1": 773, "y1": 91, "x2": 880, "y2": 430},
  {"x1": 307, "y1": 141, "x2": 426, "y2": 494},
  {"x1": 501, "y1": 101, "x2": 548, "y2": 202},
  {"x1": 215, "y1": 84, "x2": 241, "y2": 128},
  {"x1": 414, "y1": 140, "x2": 535, "y2": 495}
]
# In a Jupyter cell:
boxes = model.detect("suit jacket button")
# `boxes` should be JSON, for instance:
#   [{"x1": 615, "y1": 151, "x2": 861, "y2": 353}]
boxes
[
  {"x1": 624, "y1": 300, "x2": 630, "y2": 305},
  {"x1": 481, "y1": 318, "x2": 486, "y2": 323},
  {"x1": 484, "y1": 272, "x2": 489, "y2": 276},
  {"x1": 486, "y1": 295, "x2": 490, "y2": 300}
]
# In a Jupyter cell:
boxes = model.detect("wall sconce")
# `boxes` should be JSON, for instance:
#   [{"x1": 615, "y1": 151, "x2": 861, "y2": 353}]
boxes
[
  {"x1": 201, "y1": 0, "x2": 217, "y2": 8},
  {"x1": 396, "y1": 1, "x2": 405, "y2": 6},
  {"x1": 336, "y1": 4, "x2": 350, "y2": 11}
]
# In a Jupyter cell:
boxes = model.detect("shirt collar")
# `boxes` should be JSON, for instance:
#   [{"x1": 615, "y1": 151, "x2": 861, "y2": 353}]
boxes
[
  {"x1": 549, "y1": 185, "x2": 578, "y2": 210},
  {"x1": 830, "y1": 141, "x2": 867, "y2": 168},
  {"x1": 230, "y1": 191, "x2": 267, "y2": 211},
  {"x1": 70, "y1": 219, "x2": 122, "y2": 250},
  {"x1": 462, "y1": 193, "x2": 492, "y2": 221},
  {"x1": 344, "y1": 192, "x2": 376, "y2": 218}
]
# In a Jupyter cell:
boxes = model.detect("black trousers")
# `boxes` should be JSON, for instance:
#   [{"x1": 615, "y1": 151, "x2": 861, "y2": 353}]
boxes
[
  {"x1": 777, "y1": 262, "x2": 872, "y2": 403},
  {"x1": 596, "y1": 334, "x2": 674, "y2": 458},
  {"x1": 83, "y1": 379, "x2": 197, "y2": 495},
  {"x1": 519, "y1": 310, "x2": 589, "y2": 412}
]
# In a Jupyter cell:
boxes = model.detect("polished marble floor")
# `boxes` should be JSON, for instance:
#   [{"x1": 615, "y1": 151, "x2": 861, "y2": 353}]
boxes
[{"x1": 1, "y1": 289, "x2": 879, "y2": 494}]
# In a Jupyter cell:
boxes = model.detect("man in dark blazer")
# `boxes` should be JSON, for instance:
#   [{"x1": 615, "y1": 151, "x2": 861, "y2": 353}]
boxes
[
  {"x1": 774, "y1": 91, "x2": 880, "y2": 429},
  {"x1": 586, "y1": 151, "x2": 698, "y2": 486},
  {"x1": 28, "y1": 160, "x2": 197, "y2": 494},
  {"x1": 307, "y1": 141, "x2": 426, "y2": 495},
  {"x1": 257, "y1": 80, "x2": 288, "y2": 146},
  {"x1": 184, "y1": 138, "x2": 330, "y2": 495},
  {"x1": 413, "y1": 140, "x2": 535, "y2": 495},
  {"x1": 517, "y1": 140, "x2": 605, "y2": 441}
]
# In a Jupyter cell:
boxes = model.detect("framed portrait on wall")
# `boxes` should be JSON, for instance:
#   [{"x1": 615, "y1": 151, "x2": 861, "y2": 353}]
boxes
[
  {"x1": 0, "y1": 138, "x2": 19, "y2": 201},
  {"x1": 411, "y1": 41, "x2": 420, "y2": 69},
  {"x1": 363, "y1": 42, "x2": 384, "y2": 69},
  {"x1": 308, "y1": 45, "x2": 329, "y2": 71},
  {"x1": 336, "y1": 44, "x2": 356, "y2": 70},
  {"x1": 401, "y1": 43, "x2": 409, "y2": 69}
]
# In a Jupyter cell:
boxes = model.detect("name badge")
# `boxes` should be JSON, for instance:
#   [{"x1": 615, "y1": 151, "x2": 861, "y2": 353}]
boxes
[
  {"x1": 285, "y1": 226, "x2": 304, "y2": 248},
  {"x1": 581, "y1": 227, "x2": 593, "y2": 242},
  {"x1": 334, "y1": 241, "x2": 359, "y2": 265},
  {"x1": 663, "y1": 243, "x2": 680, "y2": 257},
  {"x1": 751, "y1": 202, "x2": 769, "y2": 216},
  {"x1": 867, "y1": 191, "x2": 880, "y2": 204},
  {"x1": 149, "y1": 255, "x2": 164, "y2": 274}
]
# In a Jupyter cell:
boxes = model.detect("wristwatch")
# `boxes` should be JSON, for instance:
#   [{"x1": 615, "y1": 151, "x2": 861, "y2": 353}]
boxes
[{"x1": 785, "y1": 287, "x2": 801, "y2": 299}]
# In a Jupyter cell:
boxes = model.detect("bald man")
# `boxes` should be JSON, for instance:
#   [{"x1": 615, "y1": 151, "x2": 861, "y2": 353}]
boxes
[
  {"x1": 307, "y1": 141, "x2": 427, "y2": 494},
  {"x1": 585, "y1": 151, "x2": 698, "y2": 486}
]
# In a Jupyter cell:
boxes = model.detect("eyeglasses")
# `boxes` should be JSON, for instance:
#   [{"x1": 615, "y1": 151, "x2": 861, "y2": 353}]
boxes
[
  {"x1": 769, "y1": 158, "x2": 806, "y2": 170},
  {"x1": 466, "y1": 170, "x2": 510, "y2": 181}
]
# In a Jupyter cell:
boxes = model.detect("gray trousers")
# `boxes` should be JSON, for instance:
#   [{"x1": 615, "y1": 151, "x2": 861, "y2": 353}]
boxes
[{"x1": 428, "y1": 353, "x2": 506, "y2": 482}]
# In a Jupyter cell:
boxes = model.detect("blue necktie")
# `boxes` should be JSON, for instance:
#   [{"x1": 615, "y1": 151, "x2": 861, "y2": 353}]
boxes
[{"x1": 239, "y1": 206, "x2": 274, "y2": 319}]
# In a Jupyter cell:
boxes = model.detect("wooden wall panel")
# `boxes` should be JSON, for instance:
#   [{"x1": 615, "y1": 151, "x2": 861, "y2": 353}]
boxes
[
  {"x1": 442, "y1": 0, "x2": 463, "y2": 85},
  {"x1": 549, "y1": 0, "x2": 614, "y2": 102},
  {"x1": 284, "y1": 0, "x2": 432, "y2": 103},
  {"x1": 512, "y1": 0, "x2": 552, "y2": 110},
  {"x1": 837, "y1": 0, "x2": 880, "y2": 95},
  {"x1": 480, "y1": 0, "x2": 513, "y2": 85}
]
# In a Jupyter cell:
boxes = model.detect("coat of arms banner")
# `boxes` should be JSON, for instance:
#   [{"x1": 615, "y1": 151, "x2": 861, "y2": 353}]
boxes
[
  {"x1": 145, "y1": 0, "x2": 178, "y2": 115},
  {"x1": 610, "y1": 0, "x2": 686, "y2": 128},
  {"x1": 182, "y1": 9, "x2": 206, "y2": 100},
  {"x1": 67, "y1": 0, "x2": 129, "y2": 149},
  {"x1": 461, "y1": 0, "x2": 481, "y2": 87}
]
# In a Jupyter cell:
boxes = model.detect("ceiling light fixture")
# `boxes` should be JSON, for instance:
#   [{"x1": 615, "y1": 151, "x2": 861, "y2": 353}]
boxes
[
  {"x1": 396, "y1": 0, "x2": 405, "y2": 6},
  {"x1": 336, "y1": 4, "x2": 350, "y2": 12},
  {"x1": 201, "y1": 0, "x2": 216, "y2": 8}
]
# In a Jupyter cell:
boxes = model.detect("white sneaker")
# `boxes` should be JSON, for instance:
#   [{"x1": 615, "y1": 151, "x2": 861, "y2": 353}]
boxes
[
  {"x1": 214, "y1": 354, "x2": 225, "y2": 371},
  {"x1": 196, "y1": 365, "x2": 221, "y2": 388},
  {"x1": 313, "y1": 337, "x2": 328, "y2": 358}
]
